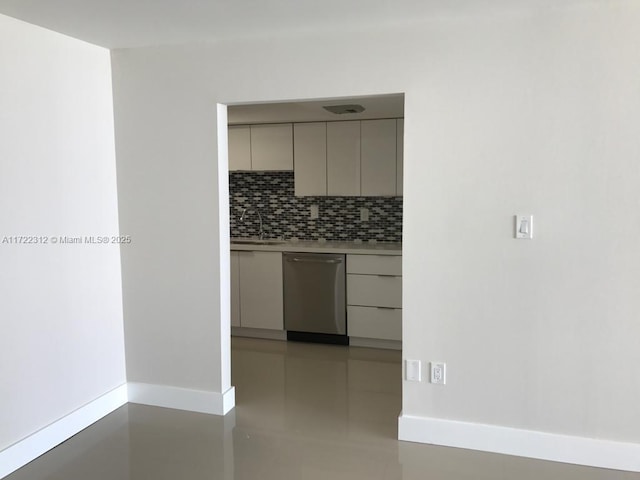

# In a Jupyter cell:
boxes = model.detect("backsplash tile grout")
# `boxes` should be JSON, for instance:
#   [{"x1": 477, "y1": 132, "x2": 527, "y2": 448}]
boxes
[{"x1": 230, "y1": 171, "x2": 402, "y2": 242}]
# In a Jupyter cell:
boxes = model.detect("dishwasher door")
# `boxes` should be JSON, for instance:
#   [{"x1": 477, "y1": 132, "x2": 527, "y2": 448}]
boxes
[{"x1": 283, "y1": 252, "x2": 346, "y2": 338}]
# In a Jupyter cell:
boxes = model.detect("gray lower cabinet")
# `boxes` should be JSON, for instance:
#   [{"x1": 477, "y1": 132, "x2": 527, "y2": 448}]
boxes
[
  {"x1": 347, "y1": 306, "x2": 402, "y2": 342},
  {"x1": 231, "y1": 249, "x2": 402, "y2": 344},
  {"x1": 231, "y1": 251, "x2": 241, "y2": 327},
  {"x1": 231, "y1": 250, "x2": 283, "y2": 330},
  {"x1": 346, "y1": 254, "x2": 402, "y2": 342}
]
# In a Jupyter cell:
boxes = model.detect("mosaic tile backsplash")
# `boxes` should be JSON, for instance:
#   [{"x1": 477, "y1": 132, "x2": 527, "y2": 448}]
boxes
[{"x1": 230, "y1": 171, "x2": 402, "y2": 243}]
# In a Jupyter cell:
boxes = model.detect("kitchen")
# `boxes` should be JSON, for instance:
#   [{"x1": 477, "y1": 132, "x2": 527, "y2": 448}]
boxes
[{"x1": 227, "y1": 94, "x2": 404, "y2": 351}]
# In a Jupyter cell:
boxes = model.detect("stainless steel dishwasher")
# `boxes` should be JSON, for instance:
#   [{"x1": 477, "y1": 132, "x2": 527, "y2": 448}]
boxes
[{"x1": 283, "y1": 252, "x2": 347, "y2": 345}]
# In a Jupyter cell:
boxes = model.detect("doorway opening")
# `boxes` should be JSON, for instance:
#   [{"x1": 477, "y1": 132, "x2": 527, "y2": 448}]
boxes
[{"x1": 219, "y1": 93, "x2": 404, "y2": 439}]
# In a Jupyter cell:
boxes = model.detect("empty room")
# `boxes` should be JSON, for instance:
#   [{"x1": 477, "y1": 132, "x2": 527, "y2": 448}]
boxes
[{"x1": 1, "y1": 1, "x2": 639, "y2": 479}]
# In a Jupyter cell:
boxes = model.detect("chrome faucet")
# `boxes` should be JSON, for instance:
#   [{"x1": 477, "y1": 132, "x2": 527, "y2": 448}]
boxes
[{"x1": 240, "y1": 207, "x2": 264, "y2": 240}]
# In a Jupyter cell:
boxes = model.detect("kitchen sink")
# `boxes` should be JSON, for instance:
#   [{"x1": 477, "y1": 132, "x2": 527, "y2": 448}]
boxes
[{"x1": 231, "y1": 238, "x2": 286, "y2": 246}]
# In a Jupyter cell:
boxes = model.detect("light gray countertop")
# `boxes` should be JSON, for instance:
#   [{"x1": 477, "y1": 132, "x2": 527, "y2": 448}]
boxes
[{"x1": 230, "y1": 238, "x2": 402, "y2": 255}]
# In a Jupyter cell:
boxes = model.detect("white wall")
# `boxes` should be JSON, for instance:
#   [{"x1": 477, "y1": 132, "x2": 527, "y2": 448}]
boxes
[
  {"x1": 112, "y1": 56, "x2": 228, "y2": 394},
  {"x1": 111, "y1": 0, "x2": 640, "y2": 467},
  {"x1": 0, "y1": 14, "x2": 125, "y2": 452}
]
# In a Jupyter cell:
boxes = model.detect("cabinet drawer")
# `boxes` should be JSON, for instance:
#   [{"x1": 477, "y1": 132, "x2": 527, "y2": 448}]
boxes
[
  {"x1": 348, "y1": 306, "x2": 401, "y2": 341},
  {"x1": 347, "y1": 254, "x2": 401, "y2": 276},
  {"x1": 347, "y1": 274, "x2": 401, "y2": 308}
]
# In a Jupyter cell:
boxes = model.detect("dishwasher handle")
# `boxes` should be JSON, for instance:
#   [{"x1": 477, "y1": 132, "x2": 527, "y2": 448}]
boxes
[{"x1": 286, "y1": 256, "x2": 343, "y2": 264}]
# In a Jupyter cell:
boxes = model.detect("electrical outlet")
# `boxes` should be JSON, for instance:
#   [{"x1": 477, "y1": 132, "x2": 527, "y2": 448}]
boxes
[
  {"x1": 430, "y1": 362, "x2": 446, "y2": 385},
  {"x1": 405, "y1": 359, "x2": 422, "y2": 382},
  {"x1": 310, "y1": 205, "x2": 319, "y2": 220},
  {"x1": 360, "y1": 207, "x2": 369, "y2": 222}
]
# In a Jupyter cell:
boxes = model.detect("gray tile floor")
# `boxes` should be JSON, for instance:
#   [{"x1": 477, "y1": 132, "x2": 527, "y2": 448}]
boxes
[{"x1": 6, "y1": 337, "x2": 639, "y2": 479}]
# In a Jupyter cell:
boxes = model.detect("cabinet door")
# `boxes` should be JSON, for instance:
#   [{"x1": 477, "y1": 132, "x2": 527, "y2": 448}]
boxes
[
  {"x1": 327, "y1": 121, "x2": 361, "y2": 196},
  {"x1": 230, "y1": 251, "x2": 241, "y2": 327},
  {"x1": 294, "y1": 122, "x2": 327, "y2": 196},
  {"x1": 228, "y1": 126, "x2": 251, "y2": 171},
  {"x1": 396, "y1": 119, "x2": 404, "y2": 196},
  {"x1": 250, "y1": 124, "x2": 293, "y2": 171},
  {"x1": 238, "y1": 251, "x2": 283, "y2": 330},
  {"x1": 361, "y1": 119, "x2": 397, "y2": 196}
]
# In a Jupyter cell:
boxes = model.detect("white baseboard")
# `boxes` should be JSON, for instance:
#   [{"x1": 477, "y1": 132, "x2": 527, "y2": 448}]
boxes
[
  {"x1": 398, "y1": 413, "x2": 640, "y2": 473},
  {"x1": 0, "y1": 382, "x2": 236, "y2": 479},
  {"x1": 0, "y1": 384, "x2": 128, "y2": 479},
  {"x1": 231, "y1": 327, "x2": 286, "y2": 341},
  {"x1": 128, "y1": 382, "x2": 235, "y2": 415},
  {"x1": 349, "y1": 337, "x2": 402, "y2": 350}
]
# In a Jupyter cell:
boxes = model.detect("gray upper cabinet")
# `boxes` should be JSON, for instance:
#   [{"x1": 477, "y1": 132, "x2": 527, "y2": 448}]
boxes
[
  {"x1": 250, "y1": 124, "x2": 293, "y2": 171},
  {"x1": 360, "y1": 119, "x2": 397, "y2": 196},
  {"x1": 295, "y1": 119, "x2": 403, "y2": 197},
  {"x1": 327, "y1": 121, "x2": 361, "y2": 196},
  {"x1": 240, "y1": 118, "x2": 404, "y2": 195},
  {"x1": 294, "y1": 122, "x2": 327, "y2": 196},
  {"x1": 396, "y1": 119, "x2": 404, "y2": 196},
  {"x1": 228, "y1": 123, "x2": 293, "y2": 171},
  {"x1": 228, "y1": 125, "x2": 251, "y2": 171}
]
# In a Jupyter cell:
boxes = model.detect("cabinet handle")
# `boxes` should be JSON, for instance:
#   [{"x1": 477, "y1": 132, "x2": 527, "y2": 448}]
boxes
[
  {"x1": 377, "y1": 274, "x2": 396, "y2": 278},
  {"x1": 376, "y1": 306, "x2": 396, "y2": 310}
]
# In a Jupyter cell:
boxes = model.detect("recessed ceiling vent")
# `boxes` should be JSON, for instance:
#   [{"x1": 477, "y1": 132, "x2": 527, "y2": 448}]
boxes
[{"x1": 323, "y1": 104, "x2": 365, "y2": 115}]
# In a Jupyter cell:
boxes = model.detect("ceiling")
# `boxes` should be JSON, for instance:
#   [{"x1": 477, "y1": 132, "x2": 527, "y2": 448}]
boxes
[
  {"x1": 228, "y1": 94, "x2": 404, "y2": 125},
  {"x1": 0, "y1": 0, "x2": 596, "y2": 50}
]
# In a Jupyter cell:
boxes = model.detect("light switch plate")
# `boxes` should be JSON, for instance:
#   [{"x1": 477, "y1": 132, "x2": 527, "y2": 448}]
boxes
[
  {"x1": 515, "y1": 215, "x2": 533, "y2": 239},
  {"x1": 310, "y1": 205, "x2": 319, "y2": 220},
  {"x1": 405, "y1": 359, "x2": 422, "y2": 382},
  {"x1": 360, "y1": 207, "x2": 370, "y2": 222}
]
